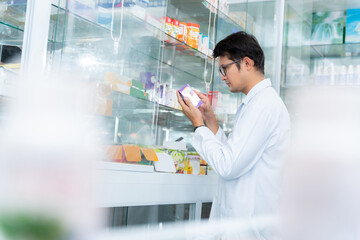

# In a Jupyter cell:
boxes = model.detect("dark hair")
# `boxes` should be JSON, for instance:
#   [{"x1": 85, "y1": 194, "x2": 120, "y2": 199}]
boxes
[{"x1": 213, "y1": 31, "x2": 265, "y2": 74}]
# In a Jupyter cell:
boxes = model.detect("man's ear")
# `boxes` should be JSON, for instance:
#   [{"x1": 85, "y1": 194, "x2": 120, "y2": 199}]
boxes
[{"x1": 243, "y1": 57, "x2": 255, "y2": 71}]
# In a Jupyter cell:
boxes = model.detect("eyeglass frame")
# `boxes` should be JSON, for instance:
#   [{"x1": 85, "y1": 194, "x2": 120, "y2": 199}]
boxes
[{"x1": 218, "y1": 58, "x2": 243, "y2": 77}]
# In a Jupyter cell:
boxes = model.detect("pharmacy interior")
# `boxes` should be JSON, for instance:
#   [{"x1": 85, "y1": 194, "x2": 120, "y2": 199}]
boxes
[{"x1": 1, "y1": 0, "x2": 360, "y2": 231}]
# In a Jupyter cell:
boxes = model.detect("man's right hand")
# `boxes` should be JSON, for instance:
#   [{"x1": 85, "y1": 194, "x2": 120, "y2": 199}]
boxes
[{"x1": 195, "y1": 91, "x2": 219, "y2": 135}]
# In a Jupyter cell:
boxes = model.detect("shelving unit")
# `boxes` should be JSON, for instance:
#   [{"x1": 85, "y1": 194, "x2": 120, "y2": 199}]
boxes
[
  {"x1": 285, "y1": 43, "x2": 360, "y2": 59},
  {"x1": 202, "y1": 0, "x2": 245, "y2": 32},
  {"x1": 1, "y1": 0, "x2": 284, "y2": 226},
  {"x1": 96, "y1": 161, "x2": 217, "y2": 208}
]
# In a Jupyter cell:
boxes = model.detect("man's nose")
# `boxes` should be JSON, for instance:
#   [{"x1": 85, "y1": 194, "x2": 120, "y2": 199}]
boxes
[{"x1": 221, "y1": 75, "x2": 227, "y2": 81}]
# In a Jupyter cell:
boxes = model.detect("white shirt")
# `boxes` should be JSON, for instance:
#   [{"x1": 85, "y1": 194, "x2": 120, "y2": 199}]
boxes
[{"x1": 192, "y1": 79, "x2": 290, "y2": 222}]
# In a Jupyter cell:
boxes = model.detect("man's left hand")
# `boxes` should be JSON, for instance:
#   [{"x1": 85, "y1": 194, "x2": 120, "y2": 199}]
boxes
[{"x1": 177, "y1": 90, "x2": 204, "y2": 127}]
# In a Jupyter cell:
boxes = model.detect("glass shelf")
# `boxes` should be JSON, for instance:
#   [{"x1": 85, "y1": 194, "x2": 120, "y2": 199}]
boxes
[
  {"x1": 0, "y1": 4, "x2": 71, "y2": 46},
  {"x1": 53, "y1": 4, "x2": 214, "y2": 61},
  {"x1": 0, "y1": 3, "x2": 214, "y2": 88},
  {"x1": 167, "y1": 0, "x2": 244, "y2": 36},
  {"x1": 94, "y1": 90, "x2": 193, "y2": 143},
  {"x1": 0, "y1": 1, "x2": 26, "y2": 31},
  {"x1": 0, "y1": 3, "x2": 214, "y2": 69},
  {"x1": 285, "y1": 43, "x2": 360, "y2": 59},
  {"x1": 105, "y1": 89, "x2": 192, "y2": 128},
  {"x1": 202, "y1": 0, "x2": 245, "y2": 32},
  {"x1": 49, "y1": 4, "x2": 213, "y2": 84},
  {"x1": 0, "y1": 20, "x2": 25, "y2": 46},
  {"x1": 163, "y1": 32, "x2": 213, "y2": 61}
]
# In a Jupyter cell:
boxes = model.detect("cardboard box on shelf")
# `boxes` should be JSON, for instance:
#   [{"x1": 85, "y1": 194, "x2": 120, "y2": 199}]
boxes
[
  {"x1": 345, "y1": 8, "x2": 360, "y2": 43},
  {"x1": 86, "y1": 82, "x2": 113, "y2": 116},
  {"x1": 311, "y1": 11, "x2": 345, "y2": 45},
  {"x1": 122, "y1": 145, "x2": 142, "y2": 162},
  {"x1": 170, "y1": 149, "x2": 189, "y2": 174},
  {"x1": 140, "y1": 147, "x2": 159, "y2": 162},
  {"x1": 172, "y1": 19, "x2": 180, "y2": 38},
  {"x1": 104, "y1": 72, "x2": 130, "y2": 93},
  {"x1": 104, "y1": 72, "x2": 147, "y2": 99},
  {"x1": 130, "y1": 80, "x2": 147, "y2": 100},
  {"x1": 105, "y1": 145, "x2": 123, "y2": 161},
  {"x1": 106, "y1": 145, "x2": 157, "y2": 165},
  {"x1": 187, "y1": 154, "x2": 201, "y2": 175},
  {"x1": 178, "y1": 22, "x2": 187, "y2": 42},
  {"x1": 154, "y1": 152, "x2": 176, "y2": 173},
  {"x1": 94, "y1": 97, "x2": 113, "y2": 116},
  {"x1": 166, "y1": 88, "x2": 182, "y2": 110},
  {"x1": 140, "y1": 72, "x2": 155, "y2": 89},
  {"x1": 199, "y1": 166, "x2": 207, "y2": 175},
  {"x1": 200, "y1": 157, "x2": 208, "y2": 166},
  {"x1": 163, "y1": 16, "x2": 173, "y2": 35}
]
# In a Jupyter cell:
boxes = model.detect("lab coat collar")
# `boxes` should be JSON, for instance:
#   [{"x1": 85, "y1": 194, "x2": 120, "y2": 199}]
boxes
[{"x1": 243, "y1": 78, "x2": 271, "y2": 105}]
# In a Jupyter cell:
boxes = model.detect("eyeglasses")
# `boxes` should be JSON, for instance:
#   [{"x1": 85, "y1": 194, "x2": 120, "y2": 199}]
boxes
[{"x1": 218, "y1": 58, "x2": 242, "y2": 77}]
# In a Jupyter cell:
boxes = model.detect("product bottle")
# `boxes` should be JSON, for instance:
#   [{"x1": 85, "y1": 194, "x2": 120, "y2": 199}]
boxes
[
  {"x1": 347, "y1": 65, "x2": 354, "y2": 85},
  {"x1": 340, "y1": 65, "x2": 347, "y2": 85},
  {"x1": 356, "y1": 65, "x2": 360, "y2": 85},
  {"x1": 329, "y1": 63, "x2": 335, "y2": 85}
]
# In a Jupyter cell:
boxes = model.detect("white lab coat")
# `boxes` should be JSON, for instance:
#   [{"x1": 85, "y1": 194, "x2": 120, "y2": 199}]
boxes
[{"x1": 192, "y1": 79, "x2": 290, "y2": 236}]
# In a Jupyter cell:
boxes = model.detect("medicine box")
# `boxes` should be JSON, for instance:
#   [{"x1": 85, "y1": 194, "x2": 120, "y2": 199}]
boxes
[{"x1": 179, "y1": 84, "x2": 203, "y2": 108}]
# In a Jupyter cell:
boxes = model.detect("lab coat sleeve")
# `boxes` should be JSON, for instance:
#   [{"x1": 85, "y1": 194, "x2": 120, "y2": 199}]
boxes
[
  {"x1": 192, "y1": 107, "x2": 277, "y2": 180},
  {"x1": 215, "y1": 127, "x2": 228, "y2": 144}
]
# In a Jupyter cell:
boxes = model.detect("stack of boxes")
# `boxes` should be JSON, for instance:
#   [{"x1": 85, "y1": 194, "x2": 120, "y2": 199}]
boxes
[
  {"x1": 163, "y1": 16, "x2": 212, "y2": 56},
  {"x1": 104, "y1": 72, "x2": 147, "y2": 100}
]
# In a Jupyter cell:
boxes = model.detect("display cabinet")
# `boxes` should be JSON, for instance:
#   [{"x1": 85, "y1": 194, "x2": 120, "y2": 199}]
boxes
[
  {"x1": 281, "y1": 0, "x2": 360, "y2": 113},
  {"x1": 0, "y1": 0, "x2": 284, "y2": 225}
]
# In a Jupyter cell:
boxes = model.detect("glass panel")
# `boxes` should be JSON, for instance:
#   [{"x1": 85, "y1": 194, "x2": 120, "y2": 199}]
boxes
[
  {"x1": 212, "y1": 0, "x2": 280, "y2": 131},
  {"x1": 157, "y1": 0, "x2": 215, "y2": 148},
  {"x1": 201, "y1": 202, "x2": 212, "y2": 219},
  {"x1": 48, "y1": 1, "x2": 168, "y2": 166},
  {"x1": 212, "y1": 1, "x2": 247, "y2": 132},
  {"x1": 0, "y1": 1, "x2": 64, "y2": 97},
  {"x1": 281, "y1": 0, "x2": 360, "y2": 115},
  {"x1": 107, "y1": 204, "x2": 191, "y2": 227},
  {"x1": 246, "y1": 0, "x2": 277, "y2": 81},
  {"x1": 0, "y1": 1, "x2": 26, "y2": 97}
]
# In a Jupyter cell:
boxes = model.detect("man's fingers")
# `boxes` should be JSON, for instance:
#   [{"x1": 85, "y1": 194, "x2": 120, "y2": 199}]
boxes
[
  {"x1": 183, "y1": 97, "x2": 195, "y2": 109},
  {"x1": 195, "y1": 90, "x2": 206, "y2": 100},
  {"x1": 177, "y1": 91, "x2": 189, "y2": 110}
]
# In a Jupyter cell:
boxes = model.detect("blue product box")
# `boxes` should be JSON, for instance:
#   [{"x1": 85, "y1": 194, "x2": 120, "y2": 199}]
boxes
[{"x1": 346, "y1": 8, "x2": 360, "y2": 43}]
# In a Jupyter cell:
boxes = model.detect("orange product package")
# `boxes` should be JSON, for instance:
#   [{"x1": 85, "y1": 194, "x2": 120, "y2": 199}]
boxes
[
  {"x1": 178, "y1": 22, "x2": 187, "y2": 42},
  {"x1": 140, "y1": 148, "x2": 159, "y2": 162},
  {"x1": 106, "y1": 145, "x2": 123, "y2": 162},
  {"x1": 172, "y1": 19, "x2": 180, "y2": 38},
  {"x1": 164, "y1": 16, "x2": 173, "y2": 35},
  {"x1": 186, "y1": 23, "x2": 200, "y2": 49},
  {"x1": 123, "y1": 145, "x2": 142, "y2": 162}
]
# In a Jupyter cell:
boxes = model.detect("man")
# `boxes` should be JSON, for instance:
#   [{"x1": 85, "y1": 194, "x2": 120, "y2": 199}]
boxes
[{"x1": 177, "y1": 31, "x2": 290, "y2": 224}]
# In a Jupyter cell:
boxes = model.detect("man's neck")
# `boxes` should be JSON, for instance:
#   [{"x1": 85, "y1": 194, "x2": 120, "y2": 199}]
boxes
[{"x1": 243, "y1": 73, "x2": 265, "y2": 95}]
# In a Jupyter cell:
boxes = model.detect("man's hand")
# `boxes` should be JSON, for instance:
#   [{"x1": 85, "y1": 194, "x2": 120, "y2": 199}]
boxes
[
  {"x1": 194, "y1": 91, "x2": 219, "y2": 134},
  {"x1": 177, "y1": 91, "x2": 204, "y2": 127}
]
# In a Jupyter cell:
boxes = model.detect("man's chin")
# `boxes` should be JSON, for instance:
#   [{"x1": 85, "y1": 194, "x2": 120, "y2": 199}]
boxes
[{"x1": 229, "y1": 87, "x2": 239, "y2": 93}]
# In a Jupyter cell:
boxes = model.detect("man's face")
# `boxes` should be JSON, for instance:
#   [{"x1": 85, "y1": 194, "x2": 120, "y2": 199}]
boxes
[{"x1": 218, "y1": 55, "x2": 247, "y2": 93}]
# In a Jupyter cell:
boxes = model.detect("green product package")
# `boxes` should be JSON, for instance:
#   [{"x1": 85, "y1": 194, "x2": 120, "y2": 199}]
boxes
[
  {"x1": 130, "y1": 80, "x2": 146, "y2": 99},
  {"x1": 166, "y1": 149, "x2": 188, "y2": 174}
]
